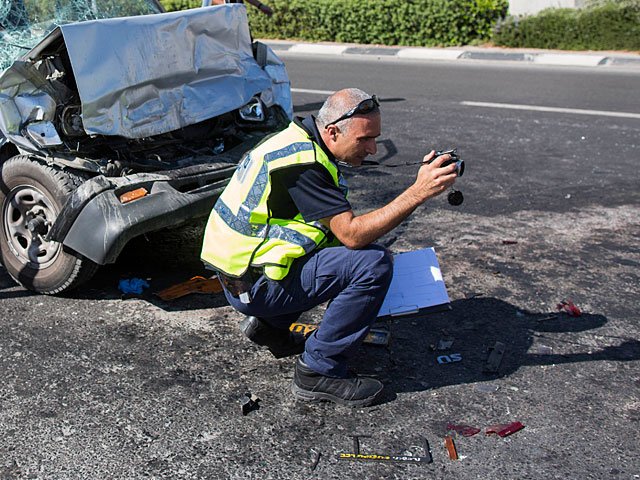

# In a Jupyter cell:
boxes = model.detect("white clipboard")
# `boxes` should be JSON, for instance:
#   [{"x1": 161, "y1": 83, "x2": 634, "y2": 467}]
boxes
[{"x1": 377, "y1": 247, "x2": 451, "y2": 318}]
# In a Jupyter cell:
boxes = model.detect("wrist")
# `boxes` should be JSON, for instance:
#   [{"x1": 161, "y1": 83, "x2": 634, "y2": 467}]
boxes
[{"x1": 406, "y1": 184, "x2": 428, "y2": 205}]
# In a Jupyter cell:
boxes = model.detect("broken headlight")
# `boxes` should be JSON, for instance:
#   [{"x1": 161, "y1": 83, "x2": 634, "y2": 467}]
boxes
[{"x1": 238, "y1": 97, "x2": 265, "y2": 122}]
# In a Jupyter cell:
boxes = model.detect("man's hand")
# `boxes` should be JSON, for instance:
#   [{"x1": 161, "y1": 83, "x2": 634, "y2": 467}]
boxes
[
  {"x1": 408, "y1": 150, "x2": 458, "y2": 204},
  {"x1": 323, "y1": 151, "x2": 459, "y2": 249}
]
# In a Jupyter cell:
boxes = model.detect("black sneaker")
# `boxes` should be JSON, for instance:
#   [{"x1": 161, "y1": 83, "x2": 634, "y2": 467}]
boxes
[
  {"x1": 239, "y1": 316, "x2": 306, "y2": 359},
  {"x1": 291, "y1": 357, "x2": 383, "y2": 407}
]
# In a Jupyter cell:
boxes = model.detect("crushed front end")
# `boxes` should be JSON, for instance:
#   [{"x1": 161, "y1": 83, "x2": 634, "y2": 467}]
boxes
[{"x1": 0, "y1": 3, "x2": 292, "y2": 293}]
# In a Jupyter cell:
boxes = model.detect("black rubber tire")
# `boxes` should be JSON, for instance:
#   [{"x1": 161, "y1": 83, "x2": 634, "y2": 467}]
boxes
[{"x1": 0, "y1": 155, "x2": 98, "y2": 294}]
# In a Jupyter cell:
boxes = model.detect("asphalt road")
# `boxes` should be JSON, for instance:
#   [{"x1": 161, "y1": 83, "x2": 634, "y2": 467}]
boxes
[{"x1": 1, "y1": 56, "x2": 639, "y2": 479}]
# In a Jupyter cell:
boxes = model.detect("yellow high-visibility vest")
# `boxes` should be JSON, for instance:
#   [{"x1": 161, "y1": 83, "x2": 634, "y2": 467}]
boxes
[{"x1": 201, "y1": 121, "x2": 346, "y2": 280}]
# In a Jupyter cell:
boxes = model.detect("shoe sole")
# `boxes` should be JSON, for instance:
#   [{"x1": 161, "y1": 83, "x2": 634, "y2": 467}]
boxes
[
  {"x1": 291, "y1": 382, "x2": 382, "y2": 408},
  {"x1": 240, "y1": 317, "x2": 305, "y2": 358}
]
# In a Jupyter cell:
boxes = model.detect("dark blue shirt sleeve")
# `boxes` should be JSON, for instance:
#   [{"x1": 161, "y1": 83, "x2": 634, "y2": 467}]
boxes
[{"x1": 271, "y1": 164, "x2": 351, "y2": 222}]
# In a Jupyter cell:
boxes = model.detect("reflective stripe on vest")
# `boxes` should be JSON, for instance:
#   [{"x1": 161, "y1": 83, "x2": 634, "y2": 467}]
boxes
[
  {"x1": 201, "y1": 122, "x2": 342, "y2": 280},
  {"x1": 214, "y1": 198, "x2": 322, "y2": 253}
]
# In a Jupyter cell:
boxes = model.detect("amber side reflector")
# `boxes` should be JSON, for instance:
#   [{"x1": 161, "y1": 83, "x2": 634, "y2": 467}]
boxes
[{"x1": 119, "y1": 187, "x2": 148, "y2": 204}]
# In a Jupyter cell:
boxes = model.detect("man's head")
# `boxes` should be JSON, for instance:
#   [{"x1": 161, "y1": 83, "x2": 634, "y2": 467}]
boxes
[{"x1": 316, "y1": 88, "x2": 381, "y2": 166}]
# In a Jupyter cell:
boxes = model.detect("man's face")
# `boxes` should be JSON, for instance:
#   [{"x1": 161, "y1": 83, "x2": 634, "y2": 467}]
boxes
[{"x1": 330, "y1": 113, "x2": 381, "y2": 166}]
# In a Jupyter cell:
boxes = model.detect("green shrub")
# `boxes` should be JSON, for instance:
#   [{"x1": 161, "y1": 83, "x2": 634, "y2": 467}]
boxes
[
  {"x1": 247, "y1": 0, "x2": 508, "y2": 46},
  {"x1": 159, "y1": 0, "x2": 200, "y2": 11},
  {"x1": 493, "y1": 1, "x2": 640, "y2": 50},
  {"x1": 160, "y1": 0, "x2": 638, "y2": 50},
  {"x1": 160, "y1": 0, "x2": 508, "y2": 47}
]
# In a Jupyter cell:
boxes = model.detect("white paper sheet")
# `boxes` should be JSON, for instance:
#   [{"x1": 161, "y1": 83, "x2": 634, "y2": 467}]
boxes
[{"x1": 377, "y1": 247, "x2": 450, "y2": 317}]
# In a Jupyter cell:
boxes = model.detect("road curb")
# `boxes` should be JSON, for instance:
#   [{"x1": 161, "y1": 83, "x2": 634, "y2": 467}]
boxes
[{"x1": 264, "y1": 40, "x2": 640, "y2": 69}]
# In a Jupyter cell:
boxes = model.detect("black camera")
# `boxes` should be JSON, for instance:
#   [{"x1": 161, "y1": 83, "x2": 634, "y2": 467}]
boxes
[
  {"x1": 429, "y1": 148, "x2": 465, "y2": 177},
  {"x1": 427, "y1": 148, "x2": 465, "y2": 206}
]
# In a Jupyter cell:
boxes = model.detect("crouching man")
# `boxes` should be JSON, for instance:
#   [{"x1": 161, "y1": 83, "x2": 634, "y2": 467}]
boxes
[{"x1": 201, "y1": 88, "x2": 457, "y2": 407}]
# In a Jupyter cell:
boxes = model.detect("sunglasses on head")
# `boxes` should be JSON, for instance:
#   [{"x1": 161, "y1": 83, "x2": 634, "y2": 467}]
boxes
[{"x1": 325, "y1": 95, "x2": 380, "y2": 127}]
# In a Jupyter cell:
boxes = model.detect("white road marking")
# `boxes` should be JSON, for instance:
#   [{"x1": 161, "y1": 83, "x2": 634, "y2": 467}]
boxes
[
  {"x1": 291, "y1": 88, "x2": 335, "y2": 95},
  {"x1": 461, "y1": 101, "x2": 640, "y2": 119}
]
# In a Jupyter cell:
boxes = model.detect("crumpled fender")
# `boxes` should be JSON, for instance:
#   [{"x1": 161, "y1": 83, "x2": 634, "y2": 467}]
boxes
[{"x1": 48, "y1": 163, "x2": 236, "y2": 265}]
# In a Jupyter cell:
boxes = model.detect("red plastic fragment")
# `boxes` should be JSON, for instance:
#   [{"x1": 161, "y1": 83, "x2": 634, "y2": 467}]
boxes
[
  {"x1": 486, "y1": 422, "x2": 525, "y2": 437},
  {"x1": 446, "y1": 423, "x2": 481, "y2": 437},
  {"x1": 556, "y1": 299, "x2": 582, "y2": 317}
]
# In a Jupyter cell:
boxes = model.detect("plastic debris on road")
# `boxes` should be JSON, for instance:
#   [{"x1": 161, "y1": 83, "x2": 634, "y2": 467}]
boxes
[
  {"x1": 156, "y1": 275, "x2": 223, "y2": 300},
  {"x1": 241, "y1": 393, "x2": 260, "y2": 416},
  {"x1": 437, "y1": 353, "x2": 462, "y2": 364},
  {"x1": 486, "y1": 422, "x2": 525, "y2": 437},
  {"x1": 290, "y1": 322, "x2": 390, "y2": 346},
  {"x1": 537, "y1": 345, "x2": 553, "y2": 354},
  {"x1": 483, "y1": 341, "x2": 506, "y2": 374},
  {"x1": 444, "y1": 435, "x2": 458, "y2": 460},
  {"x1": 474, "y1": 383, "x2": 500, "y2": 393},
  {"x1": 118, "y1": 278, "x2": 150, "y2": 295},
  {"x1": 557, "y1": 299, "x2": 582, "y2": 316},
  {"x1": 430, "y1": 337, "x2": 455, "y2": 351}
]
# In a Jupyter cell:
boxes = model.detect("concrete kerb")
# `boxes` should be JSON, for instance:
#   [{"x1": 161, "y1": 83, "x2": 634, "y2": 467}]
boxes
[{"x1": 263, "y1": 40, "x2": 640, "y2": 69}]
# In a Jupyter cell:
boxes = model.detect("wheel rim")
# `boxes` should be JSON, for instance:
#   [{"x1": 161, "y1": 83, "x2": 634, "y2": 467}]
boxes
[{"x1": 3, "y1": 184, "x2": 61, "y2": 268}]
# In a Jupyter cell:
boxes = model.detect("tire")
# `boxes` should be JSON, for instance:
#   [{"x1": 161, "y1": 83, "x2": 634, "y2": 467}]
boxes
[{"x1": 0, "y1": 155, "x2": 98, "y2": 294}]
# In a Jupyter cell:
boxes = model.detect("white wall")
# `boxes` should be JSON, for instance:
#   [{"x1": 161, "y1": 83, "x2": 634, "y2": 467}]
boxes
[{"x1": 509, "y1": 0, "x2": 586, "y2": 15}]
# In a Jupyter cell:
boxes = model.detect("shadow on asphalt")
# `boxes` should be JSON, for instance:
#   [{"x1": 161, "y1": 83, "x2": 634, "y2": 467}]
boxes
[
  {"x1": 358, "y1": 297, "x2": 640, "y2": 405},
  {"x1": 3, "y1": 261, "x2": 639, "y2": 411},
  {"x1": 0, "y1": 269, "x2": 36, "y2": 299}
]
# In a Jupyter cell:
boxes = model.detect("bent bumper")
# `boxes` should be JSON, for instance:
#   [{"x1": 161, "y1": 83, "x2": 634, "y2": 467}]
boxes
[{"x1": 48, "y1": 162, "x2": 236, "y2": 265}]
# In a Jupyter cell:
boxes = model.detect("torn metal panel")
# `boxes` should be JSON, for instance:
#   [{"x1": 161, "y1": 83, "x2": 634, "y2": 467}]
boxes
[
  {"x1": 59, "y1": 5, "x2": 274, "y2": 138},
  {"x1": 0, "y1": 60, "x2": 60, "y2": 151}
]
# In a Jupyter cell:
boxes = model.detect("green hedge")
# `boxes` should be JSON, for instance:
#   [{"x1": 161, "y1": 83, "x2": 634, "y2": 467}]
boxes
[
  {"x1": 160, "y1": 0, "x2": 639, "y2": 50},
  {"x1": 160, "y1": 0, "x2": 198, "y2": 11},
  {"x1": 160, "y1": 0, "x2": 508, "y2": 47},
  {"x1": 493, "y1": 1, "x2": 640, "y2": 50}
]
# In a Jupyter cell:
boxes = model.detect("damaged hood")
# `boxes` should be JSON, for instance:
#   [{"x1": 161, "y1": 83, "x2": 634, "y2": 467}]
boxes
[
  {"x1": 0, "y1": 4, "x2": 291, "y2": 144},
  {"x1": 60, "y1": 5, "x2": 273, "y2": 138}
]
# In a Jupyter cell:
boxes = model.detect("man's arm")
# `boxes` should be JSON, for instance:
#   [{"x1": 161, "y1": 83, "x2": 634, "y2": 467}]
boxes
[{"x1": 324, "y1": 152, "x2": 458, "y2": 249}]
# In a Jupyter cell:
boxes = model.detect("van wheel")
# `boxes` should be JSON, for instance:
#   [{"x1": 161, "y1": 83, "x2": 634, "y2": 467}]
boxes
[{"x1": 0, "y1": 155, "x2": 98, "y2": 294}]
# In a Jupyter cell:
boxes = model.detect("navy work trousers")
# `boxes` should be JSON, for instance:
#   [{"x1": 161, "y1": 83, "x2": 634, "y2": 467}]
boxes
[{"x1": 223, "y1": 245, "x2": 394, "y2": 377}]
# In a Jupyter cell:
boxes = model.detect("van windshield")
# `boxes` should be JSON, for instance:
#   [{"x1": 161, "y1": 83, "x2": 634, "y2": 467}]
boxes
[{"x1": 0, "y1": 0, "x2": 163, "y2": 69}]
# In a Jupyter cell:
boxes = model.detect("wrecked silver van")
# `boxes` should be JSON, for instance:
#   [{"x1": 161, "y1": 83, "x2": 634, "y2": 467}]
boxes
[{"x1": 0, "y1": 1, "x2": 292, "y2": 293}]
